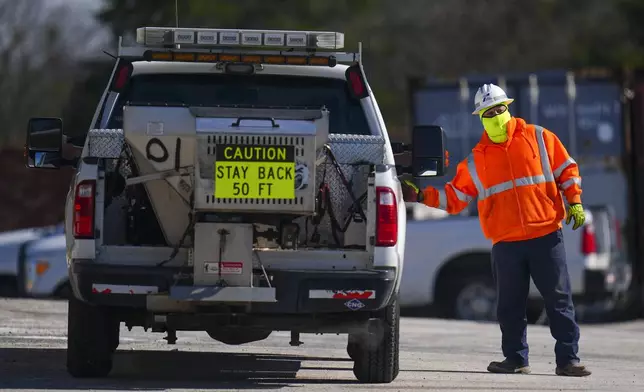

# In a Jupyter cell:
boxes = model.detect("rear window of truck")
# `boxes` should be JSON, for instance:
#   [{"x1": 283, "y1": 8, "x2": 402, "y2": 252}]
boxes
[{"x1": 108, "y1": 73, "x2": 371, "y2": 135}]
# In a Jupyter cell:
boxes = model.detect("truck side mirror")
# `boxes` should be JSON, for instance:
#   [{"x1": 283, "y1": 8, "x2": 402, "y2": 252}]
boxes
[
  {"x1": 411, "y1": 125, "x2": 446, "y2": 177},
  {"x1": 25, "y1": 117, "x2": 64, "y2": 169}
]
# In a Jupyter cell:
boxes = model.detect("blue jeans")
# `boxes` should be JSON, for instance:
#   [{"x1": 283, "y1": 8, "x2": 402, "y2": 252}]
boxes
[{"x1": 491, "y1": 228, "x2": 580, "y2": 367}]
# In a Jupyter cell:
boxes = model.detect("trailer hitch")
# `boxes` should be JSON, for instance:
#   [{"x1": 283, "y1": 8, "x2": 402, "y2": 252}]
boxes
[
  {"x1": 164, "y1": 329, "x2": 177, "y2": 345},
  {"x1": 290, "y1": 331, "x2": 303, "y2": 346}
]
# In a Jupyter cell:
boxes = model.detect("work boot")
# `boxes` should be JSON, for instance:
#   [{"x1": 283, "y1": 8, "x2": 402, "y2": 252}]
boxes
[
  {"x1": 487, "y1": 359, "x2": 531, "y2": 374},
  {"x1": 555, "y1": 362, "x2": 591, "y2": 377}
]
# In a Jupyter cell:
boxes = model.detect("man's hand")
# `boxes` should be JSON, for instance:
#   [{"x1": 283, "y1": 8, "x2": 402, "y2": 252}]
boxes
[
  {"x1": 565, "y1": 203, "x2": 585, "y2": 230},
  {"x1": 401, "y1": 179, "x2": 422, "y2": 202}
]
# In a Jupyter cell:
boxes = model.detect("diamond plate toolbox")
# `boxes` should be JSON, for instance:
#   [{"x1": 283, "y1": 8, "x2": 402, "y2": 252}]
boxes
[
  {"x1": 322, "y1": 134, "x2": 386, "y2": 164},
  {"x1": 87, "y1": 128, "x2": 124, "y2": 158},
  {"x1": 312, "y1": 134, "x2": 386, "y2": 242}
]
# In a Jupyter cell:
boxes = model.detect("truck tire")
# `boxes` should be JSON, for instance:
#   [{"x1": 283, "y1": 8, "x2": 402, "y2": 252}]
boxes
[
  {"x1": 109, "y1": 320, "x2": 121, "y2": 353},
  {"x1": 15, "y1": 241, "x2": 29, "y2": 297},
  {"x1": 0, "y1": 276, "x2": 18, "y2": 298},
  {"x1": 446, "y1": 275, "x2": 544, "y2": 324},
  {"x1": 444, "y1": 274, "x2": 497, "y2": 322},
  {"x1": 346, "y1": 333, "x2": 359, "y2": 360},
  {"x1": 66, "y1": 294, "x2": 119, "y2": 378},
  {"x1": 352, "y1": 297, "x2": 400, "y2": 383}
]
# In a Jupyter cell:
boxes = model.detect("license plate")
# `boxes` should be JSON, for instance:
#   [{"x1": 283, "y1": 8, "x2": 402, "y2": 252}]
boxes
[{"x1": 214, "y1": 144, "x2": 295, "y2": 199}]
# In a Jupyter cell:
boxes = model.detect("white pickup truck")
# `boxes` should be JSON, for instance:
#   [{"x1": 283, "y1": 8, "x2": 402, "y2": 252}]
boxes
[
  {"x1": 22, "y1": 26, "x2": 452, "y2": 384},
  {"x1": 400, "y1": 201, "x2": 632, "y2": 323}
]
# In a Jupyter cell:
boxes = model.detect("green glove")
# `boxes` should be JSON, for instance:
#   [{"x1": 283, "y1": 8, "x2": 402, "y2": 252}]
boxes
[
  {"x1": 401, "y1": 179, "x2": 423, "y2": 202},
  {"x1": 565, "y1": 203, "x2": 585, "y2": 230}
]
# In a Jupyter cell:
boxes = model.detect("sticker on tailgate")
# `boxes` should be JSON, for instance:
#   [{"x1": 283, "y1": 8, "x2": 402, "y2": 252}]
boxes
[
  {"x1": 214, "y1": 144, "x2": 295, "y2": 199},
  {"x1": 308, "y1": 290, "x2": 376, "y2": 299}
]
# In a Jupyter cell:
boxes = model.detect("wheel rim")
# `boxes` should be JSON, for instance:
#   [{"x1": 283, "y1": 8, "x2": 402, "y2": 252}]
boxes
[{"x1": 455, "y1": 282, "x2": 497, "y2": 321}]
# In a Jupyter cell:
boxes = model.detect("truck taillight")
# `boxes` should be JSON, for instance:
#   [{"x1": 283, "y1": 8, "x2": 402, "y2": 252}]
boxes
[
  {"x1": 110, "y1": 61, "x2": 133, "y2": 92},
  {"x1": 345, "y1": 64, "x2": 369, "y2": 99},
  {"x1": 376, "y1": 186, "x2": 397, "y2": 247},
  {"x1": 581, "y1": 223, "x2": 597, "y2": 255},
  {"x1": 73, "y1": 180, "x2": 96, "y2": 239},
  {"x1": 349, "y1": 70, "x2": 365, "y2": 96}
]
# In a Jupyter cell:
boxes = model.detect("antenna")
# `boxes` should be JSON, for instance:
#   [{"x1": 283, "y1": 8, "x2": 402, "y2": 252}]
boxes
[
  {"x1": 102, "y1": 50, "x2": 117, "y2": 60},
  {"x1": 175, "y1": 0, "x2": 179, "y2": 27}
]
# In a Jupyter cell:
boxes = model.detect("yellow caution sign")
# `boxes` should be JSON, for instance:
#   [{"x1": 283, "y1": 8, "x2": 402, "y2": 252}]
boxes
[{"x1": 214, "y1": 144, "x2": 295, "y2": 199}]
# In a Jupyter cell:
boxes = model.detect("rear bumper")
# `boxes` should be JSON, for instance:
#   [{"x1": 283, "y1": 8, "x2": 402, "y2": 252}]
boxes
[
  {"x1": 70, "y1": 260, "x2": 397, "y2": 314},
  {"x1": 577, "y1": 261, "x2": 632, "y2": 304}
]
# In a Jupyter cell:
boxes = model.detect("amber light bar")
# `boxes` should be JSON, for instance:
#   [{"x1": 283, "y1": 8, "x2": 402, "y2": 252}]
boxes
[
  {"x1": 136, "y1": 27, "x2": 345, "y2": 50},
  {"x1": 143, "y1": 50, "x2": 337, "y2": 67}
]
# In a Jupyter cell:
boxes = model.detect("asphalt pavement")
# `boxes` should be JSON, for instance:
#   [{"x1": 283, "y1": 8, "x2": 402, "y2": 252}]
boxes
[{"x1": 0, "y1": 297, "x2": 642, "y2": 391}]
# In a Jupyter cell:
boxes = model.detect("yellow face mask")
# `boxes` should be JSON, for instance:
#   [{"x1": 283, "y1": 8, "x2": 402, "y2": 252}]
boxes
[{"x1": 480, "y1": 108, "x2": 511, "y2": 143}]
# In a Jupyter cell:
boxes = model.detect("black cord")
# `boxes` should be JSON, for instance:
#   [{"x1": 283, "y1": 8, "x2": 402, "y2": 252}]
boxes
[
  {"x1": 216, "y1": 228, "x2": 229, "y2": 286},
  {"x1": 105, "y1": 157, "x2": 123, "y2": 209},
  {"x1": 322, "y1": 185, "x2": 342, "y2": 246},
  {"x1": 322, "y1": 145, "x2": 367, "y2": 222},
  {"x1": 304, "y1": 216, "x2": 310, "y2": 247},
  {"x1": 310, "y1": 157, "x2": 329, "y2": 243},
  {"x1": 157, "y1": 191, "x2": 195, "y2": 267},
  {"x1": 309, "y1": 146, "x2": 371, "y2": 247},
  {"x1": 340, "y1": 191, "x2": 368, "y2": 232}
]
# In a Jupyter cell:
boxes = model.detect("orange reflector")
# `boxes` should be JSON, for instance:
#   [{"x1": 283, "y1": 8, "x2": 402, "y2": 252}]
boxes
[
  {"x1": 286, "y1": 56, "x2": 307, "y2": 65},
  {"x1": 219, "y1": 54, "x2": 241, "y2": 62},
  {"x1": 150, "y1": 52, "x2": 172, "y2": 61},
  {"x1": 35, "y1": 261, "x2": 49, "y2": 276},
  {"x1": 264, "y1": 55, "x2": 286, "y2": 64},
  {"x1": 144, "y1": 51, "x2": 334, "y2": 67},
  {"x1": 241, "y1": 55, "x2": 262, "y2": 63},
  {"x1": 308, "y1": 57, "x2": 330, "y2": 66},
  {"x1": 197, "y1": 54, "x2": 218, "y2": 62},
  {"x1": 174, "y1": 53, "x2": 195, "y2": 62}
]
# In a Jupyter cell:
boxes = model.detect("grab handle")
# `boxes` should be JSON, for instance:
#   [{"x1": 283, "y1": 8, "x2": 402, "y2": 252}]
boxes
[{"x1": 230, "y1": 117, "x2": 280, "y2": 128}]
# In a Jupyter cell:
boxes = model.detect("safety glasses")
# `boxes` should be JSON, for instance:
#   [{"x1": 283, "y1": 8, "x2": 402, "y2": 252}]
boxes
[{"x1": 481, "y1": 104, "x2": 507, "y2": 118}]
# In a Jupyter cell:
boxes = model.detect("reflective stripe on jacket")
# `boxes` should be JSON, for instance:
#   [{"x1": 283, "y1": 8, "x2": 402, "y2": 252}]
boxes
[{"x1": 422, "y1": 117, "x2": 582, "y2": 244}]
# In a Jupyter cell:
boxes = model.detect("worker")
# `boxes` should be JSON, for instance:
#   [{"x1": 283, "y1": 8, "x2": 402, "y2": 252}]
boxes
[{"x1": 401, "y1": 83, "x2": 591, "y2": 377}]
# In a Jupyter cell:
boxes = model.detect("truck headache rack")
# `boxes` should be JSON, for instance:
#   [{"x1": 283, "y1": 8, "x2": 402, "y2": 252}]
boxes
[{"x1": 117, "y1": 26, "x2": 362, "y2": 66}]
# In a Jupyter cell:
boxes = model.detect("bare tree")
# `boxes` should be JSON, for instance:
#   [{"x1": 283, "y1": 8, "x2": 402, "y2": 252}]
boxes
[{"x1": 0, "y1": 0, "x2": 104, "y2": 148}]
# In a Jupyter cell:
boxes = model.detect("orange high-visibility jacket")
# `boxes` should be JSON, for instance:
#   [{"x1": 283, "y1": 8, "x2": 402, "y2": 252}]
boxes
[{"x1": 421, "y1": 117, "x2": 582, "y2": 244}]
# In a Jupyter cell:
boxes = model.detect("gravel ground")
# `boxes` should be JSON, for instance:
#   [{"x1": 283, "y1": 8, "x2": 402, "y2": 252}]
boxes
[{"x1": 0, "y1": 297, "x2": 642, "y2": 391}]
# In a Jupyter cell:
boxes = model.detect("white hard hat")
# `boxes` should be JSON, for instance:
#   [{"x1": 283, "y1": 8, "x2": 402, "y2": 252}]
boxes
[{"x1": 472, "y1": 83, "x2": 514, "y2": 115}]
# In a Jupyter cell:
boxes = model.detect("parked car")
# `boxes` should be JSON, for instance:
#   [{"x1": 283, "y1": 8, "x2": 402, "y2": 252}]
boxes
[
  {"x1": 399, "y1": 202, "x2": 632, "y2": 323},
  {"x1": 19, "y1": 232, "x2": 69, "y2": 299},
  {"x1": 0, "y1": 223, "x2": 62, "y2": 297}
]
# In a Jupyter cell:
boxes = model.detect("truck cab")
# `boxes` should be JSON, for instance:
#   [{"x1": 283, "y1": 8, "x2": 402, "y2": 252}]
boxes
[{"x1": 24, "y1": 27, "x2": 447, "y2": 383}]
